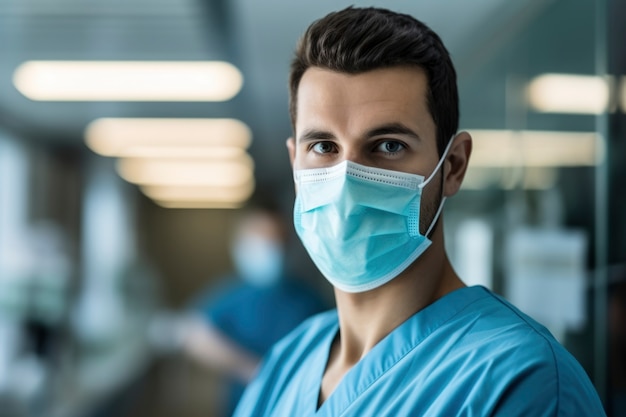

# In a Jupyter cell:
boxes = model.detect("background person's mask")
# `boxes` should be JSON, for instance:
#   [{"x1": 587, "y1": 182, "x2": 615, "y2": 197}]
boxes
[{"x1": 232, "y1": 233, "x2": 284, "y2": 286}]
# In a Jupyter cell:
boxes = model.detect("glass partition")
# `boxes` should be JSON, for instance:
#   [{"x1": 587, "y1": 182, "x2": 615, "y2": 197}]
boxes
[{"x1": 447, "y1": 0, "x2": 623, "y2": 413}]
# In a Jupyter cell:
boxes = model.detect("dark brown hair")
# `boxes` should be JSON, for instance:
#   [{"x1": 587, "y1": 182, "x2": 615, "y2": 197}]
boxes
[{"x1": 289, "y1": 6, "x2": 459, "y2": 155}]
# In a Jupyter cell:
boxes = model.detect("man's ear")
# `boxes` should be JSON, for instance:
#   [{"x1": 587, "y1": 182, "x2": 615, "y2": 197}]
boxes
[
  {"x1": 443, "y1": 131, "x2": 472, "y2": 197},
  {"x1": 286, "y1": 137, "x2": 296, "y2": 167}
]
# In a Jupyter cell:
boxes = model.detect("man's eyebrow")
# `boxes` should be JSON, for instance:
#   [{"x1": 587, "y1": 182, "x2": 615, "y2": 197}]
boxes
[
  {"x1": 365, "y1": 123, "x2": 421, "y2": 140},
  {"x1": 297, "y1": 123, "x2": 421, "y2": 143},
  {"x1": 297, "y1": 129, "x2": 335, "y2": 143}
]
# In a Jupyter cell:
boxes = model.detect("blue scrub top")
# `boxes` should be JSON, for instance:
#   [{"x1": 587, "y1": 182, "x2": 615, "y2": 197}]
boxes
[{"x1": 234, "y1": 286, "x2": 606, "y2": 416}]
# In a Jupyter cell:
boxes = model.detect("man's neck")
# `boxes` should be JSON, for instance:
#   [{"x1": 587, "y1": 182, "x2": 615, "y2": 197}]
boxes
[
  {"x1": 334, "y1": 244, "x2": 462, "y2": 362},
  {"x1": 318, "y1": 234, "x2": 465, "y2": 405}
]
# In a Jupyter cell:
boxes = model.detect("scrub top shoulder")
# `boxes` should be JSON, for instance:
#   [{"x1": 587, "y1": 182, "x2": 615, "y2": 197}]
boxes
[{"x1": 234, "y1": 286, "x2": 606, "y2": 417}]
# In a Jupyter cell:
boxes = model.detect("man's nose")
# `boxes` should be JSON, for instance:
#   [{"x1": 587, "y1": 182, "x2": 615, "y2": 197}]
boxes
[{"x1": 342, "y1": 147, "x2": 367, "y2": 166}]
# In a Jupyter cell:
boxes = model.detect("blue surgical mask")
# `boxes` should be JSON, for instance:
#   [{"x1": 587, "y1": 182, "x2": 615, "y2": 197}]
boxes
[{"x1": 293, "y1": 139, "x2": 453, "y2": 293}]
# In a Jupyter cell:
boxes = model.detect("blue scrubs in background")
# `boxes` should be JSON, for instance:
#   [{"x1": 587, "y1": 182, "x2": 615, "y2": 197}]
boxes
[
  {"x1": 234, "y1": 286, "x2": 606, "y2": 416},
  {"x1": 196, "y1": 277, "x2": 328, "y2": 416}
]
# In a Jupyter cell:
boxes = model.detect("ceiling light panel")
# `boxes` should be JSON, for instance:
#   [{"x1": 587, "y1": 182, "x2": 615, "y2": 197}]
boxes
[
  {"x1": 140, "y1": 183, "x2": 254, "y2": 203},
  {"x1": 152, "y1": 201, "x2": 244, "y2": 209},
  {"x1": 468, "y1": 130, "x2": 603, "y2": 168},
  {"x1": 116, "y1": 156, "x2": 254, "y2": 187},
  {"x1": 85, "y1": 118, "x2": 251, "y2": 158},
  {"x1": 13, "y1": 61, "x2": 243, "y2": 101},
  {"x1": 621, "y1": 76, "x2": 626, "y2": 113},
  {"x1": 526, "y1": 74, "x2": 609, "y2": 115}
]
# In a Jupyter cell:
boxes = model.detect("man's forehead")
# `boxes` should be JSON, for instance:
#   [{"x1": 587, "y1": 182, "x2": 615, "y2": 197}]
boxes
[
  {"x1": 297, "y1": 67, "x2": 429, "y2": 111},
  {"x1": 295, "y1": 66, "x2": 434, "y2": 139},
  {"x1": 298, "y1": 65, "x2": 428, "y2": 89}
]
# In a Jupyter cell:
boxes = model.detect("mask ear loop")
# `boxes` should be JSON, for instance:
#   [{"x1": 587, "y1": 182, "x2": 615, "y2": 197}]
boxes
[
  {"x1": 419, "y1": 134, "x2": 457, "y2": 189},
  {"x1": 419, "y1": 134, "x2": 457, "y2": 238},
  {"x1": 425, "y1": 196, "x2": 447, "y2": 237}
]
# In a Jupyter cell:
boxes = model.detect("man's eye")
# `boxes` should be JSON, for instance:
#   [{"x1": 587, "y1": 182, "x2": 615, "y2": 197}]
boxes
[
  {"x1": 376, "y1": 141, "x2": 405, "y2": 154},
  {"x1": 312, "y1": 142, "x2": 336, "y2": 154}
]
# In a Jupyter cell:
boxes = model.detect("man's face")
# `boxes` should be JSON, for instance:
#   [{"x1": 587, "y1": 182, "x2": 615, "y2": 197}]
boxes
[{"x1": 288, "y1": 66, "x2": 443, "y2": 234}]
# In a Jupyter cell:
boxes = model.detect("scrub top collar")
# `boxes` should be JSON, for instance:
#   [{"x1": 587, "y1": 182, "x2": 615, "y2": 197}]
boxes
[{"x1": 312, "y1": 285, "x2": 490, "y2": 416}]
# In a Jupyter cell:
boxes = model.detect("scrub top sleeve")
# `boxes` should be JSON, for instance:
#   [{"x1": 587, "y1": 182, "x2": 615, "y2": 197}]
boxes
[
  {"x1": 554, "y1": 350, "x2": 607, "y2": 416},
  {"x1": 490, "y1": 346, "x2": 606, "y2": 417},
  {"x1": 490, "y1": 364, "x2": 558, "y2": 417}
]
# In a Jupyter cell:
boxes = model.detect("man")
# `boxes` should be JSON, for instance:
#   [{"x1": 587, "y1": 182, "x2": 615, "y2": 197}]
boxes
[{"x1": 233, "y1": 7, "x2": 606, "y2": 416}]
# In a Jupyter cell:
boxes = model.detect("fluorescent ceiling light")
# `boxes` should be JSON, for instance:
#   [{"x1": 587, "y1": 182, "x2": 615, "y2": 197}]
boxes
[
  {"x1": 468, "y1": 130, "x2": 603, "y2": 168},
  {"x1": 621, "y1": 76, "x2": 626, "y2": 113},
  {"x1": 141, "y1": 183, "x2": 254, "y2": 203},
  {"x1": 527, "y1": 74, "x2": 609, "y2": 115},
  {"x1": 145, "y1": 183, "x2": 255, "y2": 209},
  {"x1": 152, "y1": 201, "x2": 244, "y2": 209},
  {"x1": 116, "y1": 156, "x2": 254, "y2": 187},
  {"x1": 462, "y1": 167, "x2": 558, "y2": 191},
  {"x1": 461, "y1": 129, "x2": 603, "y2": 190},
  {"x1": 85, "y1": 118, "x2": 251, "y2": 158},
  {"x1": 13, "y1": 61, "x2": 243, "y2": 101}
]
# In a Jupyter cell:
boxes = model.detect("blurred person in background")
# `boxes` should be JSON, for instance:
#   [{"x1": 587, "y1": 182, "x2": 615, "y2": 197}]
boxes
[{"x1": 150, "y1": 199, "x2": 329, "y2": 417}]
